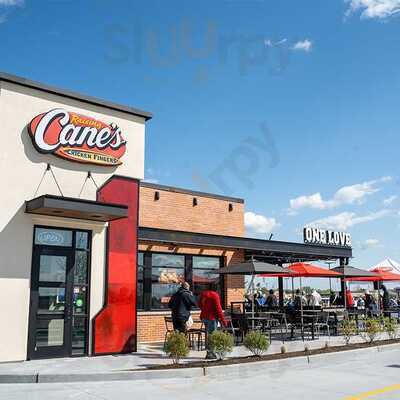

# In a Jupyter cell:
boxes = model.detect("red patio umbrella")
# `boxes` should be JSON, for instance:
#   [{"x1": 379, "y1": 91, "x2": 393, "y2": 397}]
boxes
[{"x1": 286, "y1": 262, "x2": 342, "y2": 278}]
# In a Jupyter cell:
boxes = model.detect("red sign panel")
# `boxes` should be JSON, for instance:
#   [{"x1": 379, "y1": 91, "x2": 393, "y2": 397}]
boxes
[{"x1": 28, "y1": 109, "x2": 127, "y2": 166}]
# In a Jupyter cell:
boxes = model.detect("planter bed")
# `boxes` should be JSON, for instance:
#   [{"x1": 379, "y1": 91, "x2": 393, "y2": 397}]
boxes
[{"x1": 132, "y1": 339, "x2": 400, "y2": 371}]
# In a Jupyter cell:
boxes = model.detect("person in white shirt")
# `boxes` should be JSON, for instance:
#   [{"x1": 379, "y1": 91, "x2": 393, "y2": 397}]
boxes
[{"x1": 311, "y1": 289, "x2": 322, "y2": 307}]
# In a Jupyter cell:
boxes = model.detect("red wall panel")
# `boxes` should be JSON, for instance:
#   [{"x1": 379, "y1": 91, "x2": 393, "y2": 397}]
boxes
[{"x1": 93, "y1": 176, "x2": 139, "y2": 355}]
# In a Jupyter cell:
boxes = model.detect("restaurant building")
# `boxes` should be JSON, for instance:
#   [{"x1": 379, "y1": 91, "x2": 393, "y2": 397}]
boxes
[{"x1": 0, "y1": 72, "x2": 352, "y2": 362}]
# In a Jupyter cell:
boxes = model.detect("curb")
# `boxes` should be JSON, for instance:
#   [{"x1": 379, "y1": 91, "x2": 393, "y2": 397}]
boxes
[{"x1": 2, "y1": 343, "x2": 400, "y2": 384}]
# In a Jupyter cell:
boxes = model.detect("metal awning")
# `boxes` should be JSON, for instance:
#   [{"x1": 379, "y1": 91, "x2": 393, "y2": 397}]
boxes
[
  {"x1": 25, "y1": 194, "x2": 128, "y2": 222},
  {"x1": 138, "y1": 227, "x2": 352, "y2": 263}
]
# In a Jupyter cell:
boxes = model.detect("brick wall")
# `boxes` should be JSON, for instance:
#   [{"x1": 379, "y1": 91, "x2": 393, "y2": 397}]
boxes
[
  {"x1": 137, "y1": 244, "x2": 245, "y2": 343},
  {"x1": 139, "y1": 184, "x2": 245, "y2": 237}
]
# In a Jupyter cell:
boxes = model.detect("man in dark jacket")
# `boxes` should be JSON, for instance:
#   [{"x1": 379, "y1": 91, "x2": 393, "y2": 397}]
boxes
[
  {"x1": 168, "y1": 282, "x2": 197, "y2": 332},
  {"x1": 381, "y1": 285, "x2": 390, "y2": 311}
]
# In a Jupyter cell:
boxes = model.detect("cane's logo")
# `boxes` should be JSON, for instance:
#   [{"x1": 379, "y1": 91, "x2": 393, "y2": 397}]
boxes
[{"x1": 28, "y1": 109, "x2": 127, "y2": 166}]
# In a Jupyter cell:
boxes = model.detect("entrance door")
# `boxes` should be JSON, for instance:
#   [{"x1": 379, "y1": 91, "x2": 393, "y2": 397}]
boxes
[{"x1": 28, "y1": 227, "x2": 91, "y2": 360}]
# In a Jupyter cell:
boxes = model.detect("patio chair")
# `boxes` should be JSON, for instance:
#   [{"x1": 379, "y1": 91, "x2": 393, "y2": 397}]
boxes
[
  {"x1": 223, "y1": 316, "x2": 245, "y2": 344},
  {"x1": 187, "y1": 319, "x2": 206, "y2": 351},
  {"x1": 315, "y1": 312, "x2": 330, "y2": 338},
  {"x1": 163, "y1": 316, "x2": 175, "y2": 348},
  {"x1": 302, "y1": 313, "x2": 320, "y2": 340}
]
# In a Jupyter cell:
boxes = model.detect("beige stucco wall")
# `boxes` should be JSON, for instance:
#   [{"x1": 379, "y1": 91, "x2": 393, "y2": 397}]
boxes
[{"x1": 0, "y1": 81, "x2": 146, "y2": 361}]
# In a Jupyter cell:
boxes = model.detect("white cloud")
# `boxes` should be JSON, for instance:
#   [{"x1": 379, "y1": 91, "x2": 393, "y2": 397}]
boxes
[
  {"x1": 264, "y1": 38, "x2": 287, "y2": 47},
  {"x1": 289, "y1": 176, "x2": 391, "y2": 212},
  {"x1": 0, "y1": 0, "x2": 23, "y2": 5},
  {"x1": 142, "y1": 178, "x2": 159, "y2": 184},
  {"x1": 245, "y1": 211, "x2": 280, "y2": 235},
  {"x1": 306, "y1": 209, "x2": 392, "y2": 231},
  {"x1": 345, "y1": 0, "x2": 400, "y2": 19},
  {"x1": 291, "y1": 39, "x2": 313, "y2": 52},
  {"x1": 383, "y1": 195, "x2": 398, "y2": 206},
  {"x1": 361, "y1": 239, "x2": 380, "y2": 249}
]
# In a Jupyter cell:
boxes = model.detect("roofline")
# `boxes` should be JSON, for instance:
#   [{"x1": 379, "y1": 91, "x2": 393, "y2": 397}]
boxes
[
  {"x1": 140, "y1": 182, "x2": 244, "y2": 204},
  {"x1": 138, "y1": 227, "x2": 353, "y2": 259},
  {"x1": 0, "y1": 72, "x2": 152, "y2": 121}
]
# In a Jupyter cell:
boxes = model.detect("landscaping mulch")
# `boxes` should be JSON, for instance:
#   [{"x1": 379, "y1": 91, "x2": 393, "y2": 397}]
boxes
[{"x1": 131, "y1": 339, "x2": 400, "y2": 371}]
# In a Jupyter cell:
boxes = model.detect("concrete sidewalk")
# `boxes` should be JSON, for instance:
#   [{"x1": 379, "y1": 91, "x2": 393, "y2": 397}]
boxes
[{"x1": 0, "y1": 334, "x2": 396, "y2": 384}]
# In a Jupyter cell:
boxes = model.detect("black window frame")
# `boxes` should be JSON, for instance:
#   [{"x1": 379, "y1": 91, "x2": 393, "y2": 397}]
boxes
[{"x1": 137, "y1": 251, "x2": 224, "y2": 312}]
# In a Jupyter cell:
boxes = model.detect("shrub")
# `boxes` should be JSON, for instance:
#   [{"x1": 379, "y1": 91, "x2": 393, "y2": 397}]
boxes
[
  {"x1": 342, "y1": 319, "x2": 357, "y2": 345},
  {"x1": 243, "y1": 331, "x2": 270, "y2": 357},
  {"x1": 383, "y1": 317, "x2": 398, "y2": 340},
  {"x1": 208, "y1": 331, "x2": 234, "y2": 360},
  {"x1": 363, "y1": 318, "x2": 382, "y2": 344},
  {"x1": 280, "y1": 344, "x2": 287, "y2": 354},
  {"x1": 164, "y1": 331, "x2": 189, "y2": 364},
  {"x1": 324, "y1": 341, "x2": 330, "y2": 349},
  {"x1": 304, "y1": 344, "x2": 311, "y2": 353}
]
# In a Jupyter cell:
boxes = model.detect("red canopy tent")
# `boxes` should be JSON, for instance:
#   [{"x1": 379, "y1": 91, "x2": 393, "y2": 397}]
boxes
[{"x1": 346, "y1": 268, "x2": 400, "y2": 282}]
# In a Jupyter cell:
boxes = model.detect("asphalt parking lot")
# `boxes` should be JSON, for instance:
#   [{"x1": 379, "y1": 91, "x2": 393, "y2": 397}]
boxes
[{"x1": 0, "y1": 348, "x2": 399, "y2": 400}]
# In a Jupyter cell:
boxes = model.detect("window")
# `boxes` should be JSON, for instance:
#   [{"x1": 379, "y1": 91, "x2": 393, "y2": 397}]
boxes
[
  {"x1": 151, "y1": 254, "x2": 184, "y2": 310},
  {"x1": 137, "y1": 252, "x2": 223, "y2": 311},
  {"x1": 137, "y1": 253, "x2": 144, "y2": 310},
  {"x1": 192, "y1": 256, "x2": 221, "y2": 298}
]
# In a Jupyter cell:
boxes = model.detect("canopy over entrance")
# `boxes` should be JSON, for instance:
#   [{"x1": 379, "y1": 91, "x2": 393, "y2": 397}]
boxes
[{"x1": 25, "y1": 194, "x2": 128, "y2": 222}]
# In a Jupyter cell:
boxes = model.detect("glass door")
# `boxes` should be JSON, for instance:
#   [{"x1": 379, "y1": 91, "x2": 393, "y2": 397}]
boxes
[{"x1": 28, "y1": 227, "x2": 91, "y2": 360}]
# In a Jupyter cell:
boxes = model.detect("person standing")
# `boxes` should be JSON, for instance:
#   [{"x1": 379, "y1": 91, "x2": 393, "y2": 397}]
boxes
[
  {"x1": 198, "y1": 284, "x2": 226, "y2": 359},
  {"x1": 265, "y1": 289, "x2": 278, "y2": 308},
  {"x1": 168, "y1": 282, "x2": 197, "y2": 333},
  {"x1": 346, "y1": 289, "x2": 354, "y2": 309},
  {"x1": 381, "y1": 285, "x2": 390, "y2": 311},
  {"x1": 311, "y1": 289, "x2": 322, "y2": 308}
]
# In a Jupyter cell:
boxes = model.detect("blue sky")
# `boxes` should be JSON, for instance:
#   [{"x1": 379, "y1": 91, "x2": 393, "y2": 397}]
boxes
[{"x1": 1, "y1": 0, "x2": 399, "y2": 269}]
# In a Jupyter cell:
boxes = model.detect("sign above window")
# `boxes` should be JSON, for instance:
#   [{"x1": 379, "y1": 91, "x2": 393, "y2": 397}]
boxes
[
  {"x1": 303, "y1": 227, "x2": 352, "y2": 248},
  {"x1": 28, "y1": 109, "x2": 127, "y2": 166}
]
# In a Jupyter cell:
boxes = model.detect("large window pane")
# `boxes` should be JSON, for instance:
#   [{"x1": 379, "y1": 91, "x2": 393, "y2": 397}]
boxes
[
  {"x1": 35, "y1": 228, "x2": 72, "y2": 247},
  {"x1": 192, "y1": 256, "x2": 221, "y2": 298},
  {"x1": 36, "y1": 319, "x2": 64, "y2": 347},
  {"x1": 137, "y1": 253, "x2": 144, "y2": 310},
  {"x1": 38, "y1": 287, "x2": 65, "y2": 312},
  {"x1": 193, "y1": 256, "x2": 220, "y2": 270},
  {"x1": 152, "y1": 254, "x2": 184, "y2": 268},
  {"x1": 39, "y1": 255, "x2": 67, "y2": 283},
  {"x1": 151, "y1": 267, "x2": 184, "y2": 309},
  {"x1": 192, "y1": 270, "x2": 220, "y2": 298}
]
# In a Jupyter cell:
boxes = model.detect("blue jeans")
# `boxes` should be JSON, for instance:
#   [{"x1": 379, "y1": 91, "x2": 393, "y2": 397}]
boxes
[
  {"x1": 203, "y1": 319, "x2": 218, "y2": 354},
  {"x1": 203, "y1": 319, "x2": 218, "y2": 335}
]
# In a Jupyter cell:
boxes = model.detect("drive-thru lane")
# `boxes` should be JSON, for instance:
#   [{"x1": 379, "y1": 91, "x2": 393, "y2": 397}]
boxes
[{"x1": 0, "y1": 349, "x2": 399, "y2": 400}]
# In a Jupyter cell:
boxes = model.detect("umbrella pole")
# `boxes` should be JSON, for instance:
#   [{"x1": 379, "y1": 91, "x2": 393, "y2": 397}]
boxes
[
  {"x1": 249, "y1": 274, "x2": 255, "y2": 329},
  {"x1": 300, "y1": 277, "x2": 304, "y2": 340}
]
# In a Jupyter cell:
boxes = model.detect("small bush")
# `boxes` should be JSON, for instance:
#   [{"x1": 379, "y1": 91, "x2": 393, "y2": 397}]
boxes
[
  {"x1": 304, "y1": 344, "x2": 311, "y2": 353},
  {"x1": 324, "y1": 341, "x2": 330, "y2": 349},
  {"x1": 164, "y1": 331, "x2": 189, "y2": 364},
  {"x1": 208, "y1": 331, "x2": 234, "y2": 360},
  {"x1": 383, "y1": 317, "x2": 398, "y2": 340},
  {"x1": 342, "y1": 319, "x2": 357, "y2": 345},
  {"x1": 243, "y1": 331, "x2": 270, "y2": 357},
  {"x1": 363, "y1": 318, "x2": 382, "y2": 344},
  {"x1": 280, "y1": 344, "x2": 287, "y2": 354}
]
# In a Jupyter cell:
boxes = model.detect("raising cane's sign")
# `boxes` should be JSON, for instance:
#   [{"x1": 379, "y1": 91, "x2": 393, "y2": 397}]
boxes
[{"x1": 28, "y1": 109, "x2": 127, "y2": 166}]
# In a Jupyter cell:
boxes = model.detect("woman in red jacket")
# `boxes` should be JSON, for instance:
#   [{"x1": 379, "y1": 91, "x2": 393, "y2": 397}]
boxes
[{"x1": 198, "y1": 284, "x2": 226, "y2": 359}]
